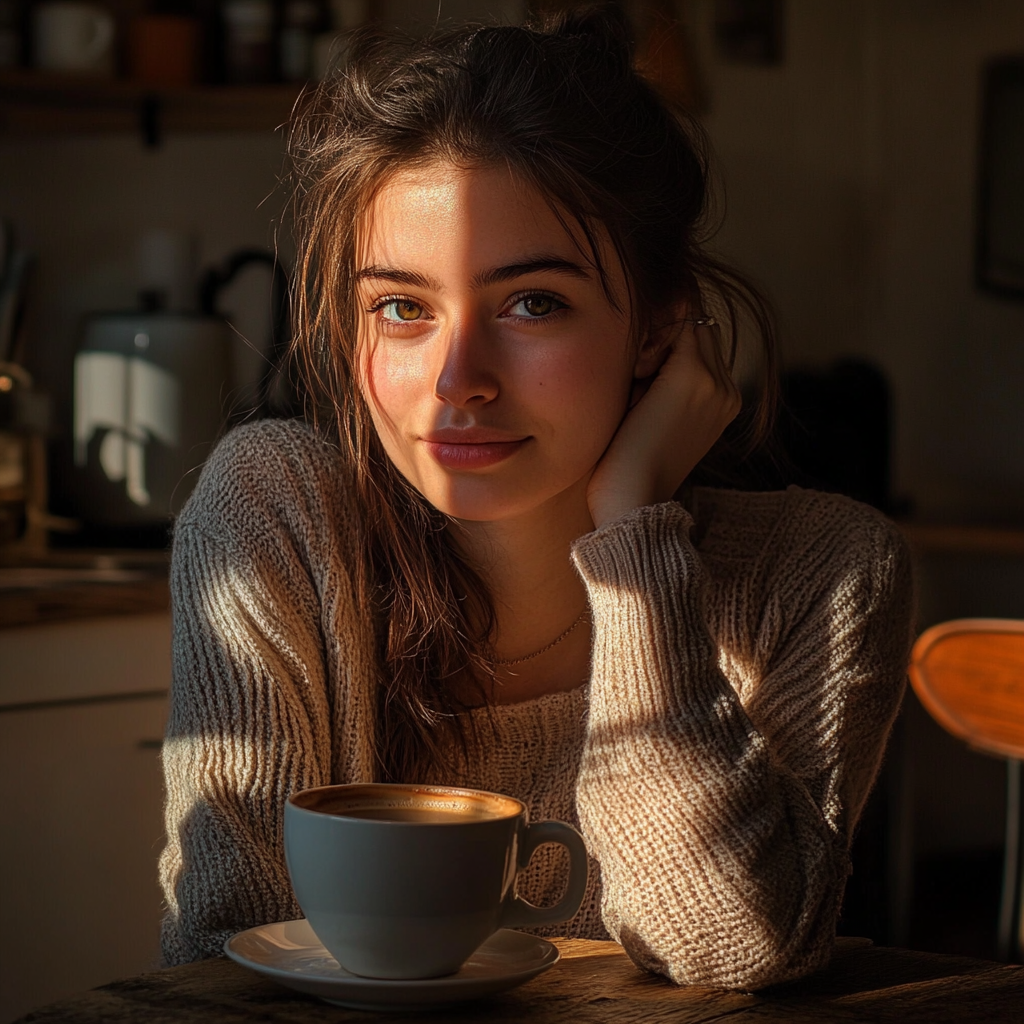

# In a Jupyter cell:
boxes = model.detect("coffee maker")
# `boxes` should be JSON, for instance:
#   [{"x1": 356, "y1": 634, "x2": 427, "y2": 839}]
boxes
[{"x1": 72, "y1": 232, "x2": 288, "y2": 540}]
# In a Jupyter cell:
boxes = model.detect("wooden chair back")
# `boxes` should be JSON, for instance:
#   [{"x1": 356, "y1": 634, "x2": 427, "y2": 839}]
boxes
[{"x1": 909, "y1": 619, "x2": 1024, "y2": 760}]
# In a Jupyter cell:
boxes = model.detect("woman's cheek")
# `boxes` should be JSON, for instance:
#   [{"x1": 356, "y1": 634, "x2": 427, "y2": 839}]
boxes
[
  {"x1": 364, "y1": 342, "x2": 433, "y2": 430},
  {"x1": 380, "y1": 340, "x2": 434, "y2": 390},
  {"x1": 533, "y1": 346, "x2": 630, "y2": 448}
]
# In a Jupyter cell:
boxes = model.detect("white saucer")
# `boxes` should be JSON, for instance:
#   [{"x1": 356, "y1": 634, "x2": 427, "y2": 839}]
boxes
[{"x1": 223, "y1": 920, "x2": 560, "y2": 1011}]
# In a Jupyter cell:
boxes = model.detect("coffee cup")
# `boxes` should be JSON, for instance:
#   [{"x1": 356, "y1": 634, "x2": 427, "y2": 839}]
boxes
[
  {"x1": 33, "y1": 2, "x2": 115, "y2": 76},
  {"x1": 284, "y1": 783, "x2": 589, "y2": 980}
]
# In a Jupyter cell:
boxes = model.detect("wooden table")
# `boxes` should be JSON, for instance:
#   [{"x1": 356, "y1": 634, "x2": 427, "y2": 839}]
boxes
[{"x1": 13, "y1": 937, "x2": 1024, "y2": 1023}]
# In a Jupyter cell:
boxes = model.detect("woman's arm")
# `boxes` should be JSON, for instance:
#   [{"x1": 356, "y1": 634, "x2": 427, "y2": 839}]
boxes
[
  {"x1": 159, "y1": 525, "x2": 330, "y2": 964},
  {"x1": 571, "y1": 497, "x2": 913, "y2": 990},
  {"x1": 158, "y1": 421, "x2": 366, "y2": 965}
]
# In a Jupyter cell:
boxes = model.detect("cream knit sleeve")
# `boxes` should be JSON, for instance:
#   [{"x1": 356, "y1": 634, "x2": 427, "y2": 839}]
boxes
[
  {"x1": 159, "y1": 523, "x2": 332, "y2": 965},
  {"x1": 571, "y1": 499, "x2": 913, "y2": 990},
  {"x1": 158, "y1": 421, "x2": 360, "y2": 966}
]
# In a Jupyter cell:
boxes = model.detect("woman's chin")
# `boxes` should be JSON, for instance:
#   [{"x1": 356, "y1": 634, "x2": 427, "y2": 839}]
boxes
[
  {"x1": 414, "y1": 470, "x2": 595, "y2": 526},
  {"x1": 421, "y1": 491, "x2": 538, "y2": 523},
  {"x1": 411, "y1": 475, "x2": 556, "y2": 524}
]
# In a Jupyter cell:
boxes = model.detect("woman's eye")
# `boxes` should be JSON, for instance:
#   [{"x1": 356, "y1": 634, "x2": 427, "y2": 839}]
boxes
[
  {"x1": 379, "y1": 299, "x2": 424, "y2": 322},
  {"x1": 507, "y1": 294, "x2": 565, "y2": 318}
]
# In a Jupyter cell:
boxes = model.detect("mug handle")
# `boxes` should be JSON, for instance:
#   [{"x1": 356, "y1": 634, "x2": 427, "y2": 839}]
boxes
[{"x1": 499, "y1": 820, "x2": 589, "y2": 930}]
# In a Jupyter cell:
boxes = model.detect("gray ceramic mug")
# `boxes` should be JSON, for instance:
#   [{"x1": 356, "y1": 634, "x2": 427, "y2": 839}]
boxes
[{"x1": 284, "y1": 782, "x2": 589, "y2": 979}]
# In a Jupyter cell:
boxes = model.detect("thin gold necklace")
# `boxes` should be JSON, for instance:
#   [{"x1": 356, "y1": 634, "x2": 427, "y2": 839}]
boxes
[{"x1": 493, "y1": 609, "x2": 589, "y2": 668}]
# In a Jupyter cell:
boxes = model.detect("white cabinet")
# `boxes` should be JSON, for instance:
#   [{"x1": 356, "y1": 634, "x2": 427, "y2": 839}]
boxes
[{"x1": 0, "y1": 614, "x2": 171, "y2": 1023}]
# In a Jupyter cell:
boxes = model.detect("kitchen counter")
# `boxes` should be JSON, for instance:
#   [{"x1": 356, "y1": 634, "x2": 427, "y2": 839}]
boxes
[
  {"x1": 0, "y1": 552, "x2": 169, "y2": 628},
  {"x1": 2, "y1": 520, "x2": 1022, "y2": 631}
]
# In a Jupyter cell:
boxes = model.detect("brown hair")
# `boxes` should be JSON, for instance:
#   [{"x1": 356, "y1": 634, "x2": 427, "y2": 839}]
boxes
[{"x1": 286, "y1": 4, "x2": 778, "y2": 782}]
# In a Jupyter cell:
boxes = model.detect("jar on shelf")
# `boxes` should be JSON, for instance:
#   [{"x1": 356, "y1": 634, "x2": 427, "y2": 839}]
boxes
[{"x1": 129, "y1": 14, "x2": 201, "y2": 87}]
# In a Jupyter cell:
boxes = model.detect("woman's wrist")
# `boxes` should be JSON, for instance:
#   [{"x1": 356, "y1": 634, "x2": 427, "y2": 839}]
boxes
[
  {"x1": 589, "y1": 494, "x2": 645, "y2": 529},
  {"x1": 587, "y1": 474, "x2": 659, "y2": 529}
]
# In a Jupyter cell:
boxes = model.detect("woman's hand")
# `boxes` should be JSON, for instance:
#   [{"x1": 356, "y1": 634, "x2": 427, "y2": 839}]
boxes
[{"x1": 587, "y1": 315, "x2": 742, "y2": 528}]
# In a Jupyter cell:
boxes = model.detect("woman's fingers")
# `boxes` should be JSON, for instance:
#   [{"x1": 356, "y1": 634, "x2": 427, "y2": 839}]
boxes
[
  {"x1": 659, "y1": 318, "x2": 740, "y2": 420},
  {"x1": 691, "y1": 320, "x2": 742, "y2": 420},
  {"x1": 695, "y1": 320, "x2": 729, "y2": 384}
]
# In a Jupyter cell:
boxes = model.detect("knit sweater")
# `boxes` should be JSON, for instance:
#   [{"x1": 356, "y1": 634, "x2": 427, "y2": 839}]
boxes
[
  {"x1": 422, "y1": 688, "x2": 604, "y2": 936},
  {"x1": 159, "y1": 418, "x2": 914, "y2": 990}
]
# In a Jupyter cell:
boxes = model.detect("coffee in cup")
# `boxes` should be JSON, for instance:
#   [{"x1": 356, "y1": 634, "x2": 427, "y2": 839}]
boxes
[{"x1": 284, "y1": 783, "x2": 589, "y2": 980}]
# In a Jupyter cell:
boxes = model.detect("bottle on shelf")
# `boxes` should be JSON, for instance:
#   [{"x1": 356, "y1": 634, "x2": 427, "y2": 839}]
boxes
[
  {"x1": 311, "y1": 0, "x2": 366, "y2": 80},
  {"x1": 221, "y1": 0, "x2": 274, "y2": 84},
  {"x1": 280, "y1": 0, "x2": 321, "y2": 82},
  {"x1": 0, "y1": 0, "x2": 22, "y2": 70}
]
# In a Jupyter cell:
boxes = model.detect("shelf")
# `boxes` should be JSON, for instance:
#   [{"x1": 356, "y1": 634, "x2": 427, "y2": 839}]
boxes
[{"x1": 0, "y1": 71, "x2": 304, "y2": 139}]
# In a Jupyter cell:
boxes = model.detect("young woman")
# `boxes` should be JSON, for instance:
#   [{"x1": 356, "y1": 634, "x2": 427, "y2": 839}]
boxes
[{"x1": 159, "y1": 8, "x2": 914, "y2": 990}]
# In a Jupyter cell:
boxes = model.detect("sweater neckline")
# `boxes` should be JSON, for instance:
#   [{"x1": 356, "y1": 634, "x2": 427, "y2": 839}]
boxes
[{"x1": 460, "y1": 682, "x2": 587, "y2": 718}]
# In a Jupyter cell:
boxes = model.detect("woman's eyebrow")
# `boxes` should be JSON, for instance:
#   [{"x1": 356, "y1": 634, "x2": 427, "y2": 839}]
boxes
[
  {"x1": 355, "y1": 266, "x2": 444, "y2": 290},
  {"x1": 473, "y1": 256, "x2": 591, "y2": 287},
  {"x1": 354, "y1": 255, "x2": 590, "y2": 291}
]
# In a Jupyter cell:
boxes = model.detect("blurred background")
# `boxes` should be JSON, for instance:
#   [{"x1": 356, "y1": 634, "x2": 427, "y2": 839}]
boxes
[{"x1": 2, "y1": 1, "x2": 1024, "y2": 1020}]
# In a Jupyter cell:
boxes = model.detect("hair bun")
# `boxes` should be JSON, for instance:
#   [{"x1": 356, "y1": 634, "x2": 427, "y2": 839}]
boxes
[{"x1": 541, "y1": 2, "x2": 633, "y2": 58}]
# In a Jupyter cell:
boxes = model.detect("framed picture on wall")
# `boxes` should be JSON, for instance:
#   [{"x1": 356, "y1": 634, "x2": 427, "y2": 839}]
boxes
[{"x1": 977, "y1": 57, "x2": 1024, "y2": 297}]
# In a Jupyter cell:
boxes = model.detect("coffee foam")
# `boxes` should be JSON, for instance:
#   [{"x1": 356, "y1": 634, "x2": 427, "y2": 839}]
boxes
[{"x1": 291, "y1": 784, "x2": 521, "y2": 823}]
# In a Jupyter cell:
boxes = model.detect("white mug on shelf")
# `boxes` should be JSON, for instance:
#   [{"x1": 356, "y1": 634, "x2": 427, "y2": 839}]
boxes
[{"x1": 33, "y1": 2, "x2": 115, "y2": 76}]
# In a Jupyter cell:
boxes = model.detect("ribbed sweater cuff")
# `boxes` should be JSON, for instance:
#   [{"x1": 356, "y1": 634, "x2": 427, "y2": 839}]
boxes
[{"x1": 571, "y1": 502, "x2": 695, "y2": 587}]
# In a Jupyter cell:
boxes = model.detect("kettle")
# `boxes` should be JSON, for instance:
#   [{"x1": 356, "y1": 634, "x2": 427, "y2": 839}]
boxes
[{"x1": 72, "y1": 248, "x2": 288, "y2": 535}]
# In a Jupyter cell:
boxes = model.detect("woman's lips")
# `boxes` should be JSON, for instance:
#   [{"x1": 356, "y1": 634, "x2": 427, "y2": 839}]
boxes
[{"x1": 422, "y1": 438, "x2": 529, "y2": 469}]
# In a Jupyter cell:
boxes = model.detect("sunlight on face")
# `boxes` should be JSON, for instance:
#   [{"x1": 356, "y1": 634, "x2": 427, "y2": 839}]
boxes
[{"x1": 356, "y1": 162, "x2": 636, "y2": 523}]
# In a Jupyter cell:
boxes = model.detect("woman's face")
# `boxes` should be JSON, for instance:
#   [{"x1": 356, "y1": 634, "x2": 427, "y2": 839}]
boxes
[{"x1": 356, "y1": 161, "x2": 639, "y2": 524}]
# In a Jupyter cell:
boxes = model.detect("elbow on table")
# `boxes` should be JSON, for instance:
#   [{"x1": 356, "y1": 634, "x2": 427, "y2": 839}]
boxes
[{"x1": 617, "y1": 917, "x2": 834, "y2": 992}]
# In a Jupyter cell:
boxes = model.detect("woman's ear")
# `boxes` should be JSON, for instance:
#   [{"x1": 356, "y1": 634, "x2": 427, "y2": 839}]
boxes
[{"x1": 633, "y1": 301, "x2": 689, "y2": 379}]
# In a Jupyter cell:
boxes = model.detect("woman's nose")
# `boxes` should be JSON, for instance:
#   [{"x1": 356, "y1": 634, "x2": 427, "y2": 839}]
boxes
[{"x1": 433, "y1": 323, "x2": 499, "y2": 407}]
